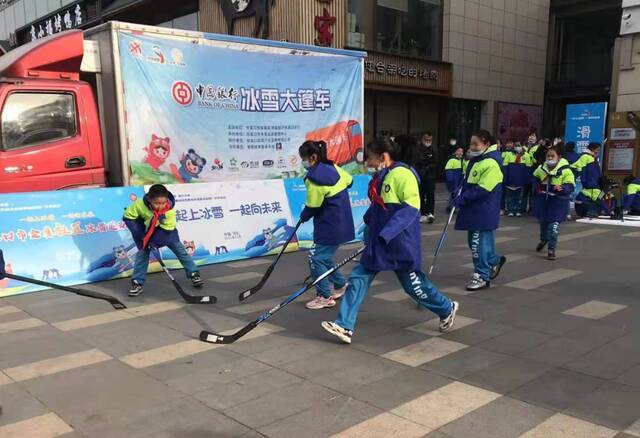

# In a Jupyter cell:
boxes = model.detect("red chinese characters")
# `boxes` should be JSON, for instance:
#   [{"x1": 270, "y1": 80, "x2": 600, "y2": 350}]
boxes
[{"x1": 314, "y1": 1, "x2": 336, "y2": 47}]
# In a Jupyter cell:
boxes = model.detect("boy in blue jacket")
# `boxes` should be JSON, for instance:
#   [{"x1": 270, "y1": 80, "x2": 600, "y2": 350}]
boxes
[
  {"x1": 299, "y1": 140, "x2": 355, "y2": 310},
  {"x1": 321, "y1": 137, "x2": 458, "y2": 344},
  {"x1": 453, "y1": 129, "x2": 507, "y2": 291},
  {"x1": 444, "y1": 145, "x2": 465, "y2": 212},
  {"x1": 623, "y1": 175, "x2": 640, "y2": 215},
  {"x1": 502, "y1": 140, "x2": 532, "y2": 217},
  {"x1": 572, "y1": 142, "x2": 610, "y2": 218},
  {"x1": 123, "y1": 184, "x2": 203, "y2": 296},
  {"x1": 532, "y1": 145, "x2": 575, "y2": 260}
]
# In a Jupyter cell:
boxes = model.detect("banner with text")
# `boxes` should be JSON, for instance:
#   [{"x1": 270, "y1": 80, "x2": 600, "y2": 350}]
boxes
[
  {"x1": 564, "y1": 102, "x2": 608, "y2": 158},
  {"x1": 0, "y1": 177, "x2": 370, "y2": 297},
  {"x1": 118, "y1": 31, "x2": 364, "y2": 185}
]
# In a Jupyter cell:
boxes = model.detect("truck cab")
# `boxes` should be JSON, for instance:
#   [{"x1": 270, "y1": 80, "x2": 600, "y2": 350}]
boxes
[{"x1": 0, "y1": 31, "x2": 105, "y2": 193}]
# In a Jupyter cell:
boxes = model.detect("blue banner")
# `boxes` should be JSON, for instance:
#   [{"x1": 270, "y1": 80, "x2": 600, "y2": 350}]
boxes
[
  {"x1": 564, "y1": 102, "x2": 608, "y2": 157},
  {"x1": 118, "y1": 31, "x2": 364, "y2": 185}
]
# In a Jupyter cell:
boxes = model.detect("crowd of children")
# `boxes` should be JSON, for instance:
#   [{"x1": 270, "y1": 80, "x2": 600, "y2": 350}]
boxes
[{"x1": 117, "y1": 128, "x2": 640, "y2": 346}]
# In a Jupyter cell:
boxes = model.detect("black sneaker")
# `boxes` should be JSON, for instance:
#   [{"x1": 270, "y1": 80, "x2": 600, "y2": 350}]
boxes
[
  {"x1": 191, "y1": 272, "x2": 204, "y2": 288},
  {"x1": 536, "y1": 240, "x2": 548, "y2": 252},
  {"x1": 547, "y1": 249, "x2": 557, "y2": 260},
  {"x1": 439, "y1": 301, "x2": 459, "y2": 332},
  {"x1": 128, "y1": 281, "x2": 143, "y2": 297},
  {"x1": 490, "y1": 256, "x2": 507, "y2": 280},
  {"x1": 321, "y1": 321, "x2": 353, "y2": 344}
]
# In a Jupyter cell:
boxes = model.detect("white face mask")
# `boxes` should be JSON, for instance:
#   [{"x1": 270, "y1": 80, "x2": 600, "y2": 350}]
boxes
[
  {"x1": 302, "y1": 160, "x2": 311, "y2": 170},
  {"x1": 545, "y1": 159, "x2": 558, "y2": 168},
  {"x1": 468, "y1": 149, "x2": 483, "y2": 158},
  {"x1": 423, "y1": 140, "x2": 432, "y2": 147},
  {"x1": 449, "y1": 140, "x2": 457, "y2": 146},
  {"x1": 514, "y1": 146, "x2": 523, "y2": 153}
]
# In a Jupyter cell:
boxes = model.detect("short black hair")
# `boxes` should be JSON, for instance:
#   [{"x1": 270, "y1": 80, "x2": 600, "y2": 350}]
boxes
[
  {"x1": 565, "y1": 141, "x2": 576, "y2": 152},
  {"x1": 588, "y1": 142, "x2": 601, "y2": 151},
  {"x1": 472, "y1": 129, "x2": 495, "y2": 145},
  {"x1": 147, "y1": 184, "x2": 169, "y2": 200}
]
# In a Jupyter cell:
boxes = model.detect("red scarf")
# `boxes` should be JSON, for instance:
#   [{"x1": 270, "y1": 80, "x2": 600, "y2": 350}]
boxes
[
  {"x1": 368, "y1": 174, "x2": 388, "y2": 211},
  {"x1": 142, "y1": 204, "x2": 170, "y2": 249}
]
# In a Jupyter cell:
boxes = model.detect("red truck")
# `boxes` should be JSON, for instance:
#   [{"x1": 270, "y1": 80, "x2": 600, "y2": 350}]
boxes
[
  {"x1": 0, "y1": 22, "x2": 365, "y2": 193},
  {"x1": 305, "y1": 120, "x2": 364, "y2": 166}
]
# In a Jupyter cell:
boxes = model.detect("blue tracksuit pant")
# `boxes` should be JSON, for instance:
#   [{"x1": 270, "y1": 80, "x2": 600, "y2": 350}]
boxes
[
  {"x1": 468, "y1": 230, "x2": 502, "y2": 281},
  {"x1": 335, "y1": 264, "x2": 452, "y2": 331},
  {"x1": 540, "y1": 222, "x2": 560, "y2": 250},
  {"x1": 309, "y1": 244, "x2": 346, "y2": 298},
  {"x1": 133, "y1": 241, "x2": 198, "y2": 285}
]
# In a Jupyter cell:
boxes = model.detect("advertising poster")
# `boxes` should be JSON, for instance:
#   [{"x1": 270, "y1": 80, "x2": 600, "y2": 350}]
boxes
[
  {"x1": 118, "y1": 31, "x2": 364, "y2": 185},
  {"x1": 0, "y1": 187, "x2": 144, "y2": 297},
  {"x1": 495, "y1": 102, "x2": 543, "y2": 144},
  {"x1": 284, "y1": 175, "x2": 371, "y2": 248},
  {"x1": 607, "y1": 141, "x2": 635, "y2": 173},
  {"x1": 564, "y1": 102, "x2": 608, "y2": 156}
]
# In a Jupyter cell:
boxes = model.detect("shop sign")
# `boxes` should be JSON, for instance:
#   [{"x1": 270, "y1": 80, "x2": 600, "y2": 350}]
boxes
[
  {"x1": 15, "y1": 1, "x2": 87, "y2": 46},
  {"x1": 365, "y1": 59, "x2": 439, "y2": 81}
]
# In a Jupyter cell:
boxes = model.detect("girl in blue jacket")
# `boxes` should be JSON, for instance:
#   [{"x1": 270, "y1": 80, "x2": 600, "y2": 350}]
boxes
[
  {"x1": 502, "y1": 141, "x2": 533, "y2": 216},
  {"x1": 321, "y1": 137, "x2": 458, "y2": 344},
  {"x1": 299, "y1": 140, "x2": 355, "y2": 310},
  {"x1": 572, "y1": 142, "x2": 610, "y2": 218},
  {"x1": 453, "y1": 130, "x2": 506, "y2": 291},
  {"x1": 532, "y1": 144, "x2": 575, "y2": 260}
]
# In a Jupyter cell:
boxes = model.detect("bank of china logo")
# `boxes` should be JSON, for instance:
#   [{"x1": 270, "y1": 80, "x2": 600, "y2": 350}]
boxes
[{"x1": 171, "y1": 81, "x2": 193, "y2": 106}]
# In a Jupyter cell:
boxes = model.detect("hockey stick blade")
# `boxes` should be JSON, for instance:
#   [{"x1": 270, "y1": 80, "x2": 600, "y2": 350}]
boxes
[
  {"x1": 153, "y1": 251, "x2": 217, "y2": 304},
  {"x1": 5, "y1": 273, "x2": 126, "y2": 310},
  {"x1": 201, "y1": 246, "x2": 365, "y2": 344},
  {"x1": 238, "y1": 220, "x2": 302, "y2": 302}
]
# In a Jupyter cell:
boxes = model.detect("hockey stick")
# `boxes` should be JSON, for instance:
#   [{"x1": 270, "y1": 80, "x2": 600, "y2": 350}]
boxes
[
  {"x1": 152, "y1": 249, "x2": 217, "y2": 304},
  {"x1": 200, "y1": 246, "x2": 365, "y2": 344},
  {"x1": 5, "y1": 273, "x2": 126, "y2": 310},
  {"x1": 238, "y1": 220, "x2": 302, "y2": 301},
  {"x1": 428, "y1": 192, "x2": 460, "y2": 275}
]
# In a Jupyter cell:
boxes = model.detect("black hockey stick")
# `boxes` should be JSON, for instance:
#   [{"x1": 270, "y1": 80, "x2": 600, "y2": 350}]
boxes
[
  {"x1": 5, "y1": 273, "x2": 126, "y2": 310},
  {"x1": 200, "y1": 246, "x2": 365, "y2": 344},
  {"x1": 238, "y1": 220, "x2": 302, "y2": 301},
  {"x1": 152, "y1": 249, "x2": 217, "y2": 304}
]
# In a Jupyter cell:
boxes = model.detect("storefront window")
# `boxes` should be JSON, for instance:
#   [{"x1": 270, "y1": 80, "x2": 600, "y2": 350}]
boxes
[{"x1": 348, "y1": 0, "x2": 442, "y2": 60}]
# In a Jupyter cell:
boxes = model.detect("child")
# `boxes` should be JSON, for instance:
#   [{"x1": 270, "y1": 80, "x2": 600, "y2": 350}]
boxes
[
  {"x1": 453, "y1": 129, "x2": 506, "y2": 291},
  {"x1": 532, "y1": 145, "x2": 575, "y2": 260},
  {"x1": 571, "y1": 142, "x2": 610, "y2": 218},
  {"x1": 565, "y1": 141, "x2": 579, "y2": 165},
  {"x1": 321, "y1": 138, "x2": 458, "y2": 344},
  {"x1": 299, "y1": 140, "x2": 355, "y2": 310},
  {"x1": 502, "y1": 140, "x2": 532, "y2": 217},
  {"x1": 123, "y1": 184, "x2": 203, "y2": 296},
  {"x1": 444, "y1": 145, "x2": 465, "y2": 212},
  {"x1": 623, "y1": 175, "x2": 640, "y2": 215}
]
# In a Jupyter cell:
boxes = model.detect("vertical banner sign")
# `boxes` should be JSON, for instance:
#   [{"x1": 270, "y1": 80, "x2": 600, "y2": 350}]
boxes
[
  {"x1": 118, "y1": 31, "x2": 364, "y2": 185},
  {"x1": 564, "y1": 102, "x2": 608, "y2": 159}
]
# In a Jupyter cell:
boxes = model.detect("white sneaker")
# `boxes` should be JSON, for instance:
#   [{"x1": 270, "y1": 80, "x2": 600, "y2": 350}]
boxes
[
  {"x1": 466, "y1": 273, "x2": 489, "y2": 291},
  {"x1": 321, "y1": 321, "x2": 352, "y2": 344},
  {"x1": 331, "y1": 284, "x2": 348, "y2": 300},
  {"x1": 516, "y1": 213, "x2": 522, "y2": 217},
  {"x1": 500, "y1": 209, "x2": 505, "y2": 216},
  {"x1": 305, "y1": 295, "x2": 336, "y2": 310},
  {"x1": 420, "y1": 216, "x2": 428, "y2": 223},
  {"x1": 439, "y1": 301, "x2": 459, "y2": 332},
  {"x1": 507, "y1": 212, "x2": 515, "y2": 217}
]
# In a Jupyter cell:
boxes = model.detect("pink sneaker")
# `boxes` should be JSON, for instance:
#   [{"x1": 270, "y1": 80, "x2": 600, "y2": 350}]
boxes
[
  {"x1": 305, "y1": 296, "x2": 336, "y2": 310},
  {"x1": 331, "y1": 284, "x2": 348, "y2": 300}
]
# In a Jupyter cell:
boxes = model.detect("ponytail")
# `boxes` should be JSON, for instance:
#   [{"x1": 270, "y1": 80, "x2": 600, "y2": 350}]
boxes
[
  {"x1": 472, "y1": 129, "x2": 495, "y2": 146},
  {"x1": 365, "y1": 137, "x2": 400, "y2": 161},
  {"x1": 299, "y1": 140, "x2": 332, "y2": 164}
]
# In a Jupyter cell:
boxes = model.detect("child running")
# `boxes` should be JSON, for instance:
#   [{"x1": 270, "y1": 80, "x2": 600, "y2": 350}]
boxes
[
  {"x1": 444, "y1": 145, "x2": 465, "y2": 212},
  {"x1": 123, "y1": 184, "x2": 203, "y2": 296},
  {"x1": 321, "y1": 137, "x2": 458, "y2": 344},
  {"x1": 453, "y1": 129, "x2": 506, "y2": 291},
  {"x1": 502, "y1": 139, "x2": 532, "y2": 217},
  {"x1": 299, "y1": 140, "x2": 355, "y2": 310},
  {"x1": 532, "y1": 144, "x2": 575, "y2": 260}
]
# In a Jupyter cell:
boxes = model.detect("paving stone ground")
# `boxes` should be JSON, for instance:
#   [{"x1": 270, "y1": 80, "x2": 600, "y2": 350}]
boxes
[{"x1": 1, "y1": 191, "x2": 639, "y2": 437}]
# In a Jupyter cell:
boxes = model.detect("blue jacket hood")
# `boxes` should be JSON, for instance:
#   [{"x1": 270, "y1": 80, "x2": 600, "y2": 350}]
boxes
[
  {"x1": 143, "y1": 191, "x2": 176, "y2": 210},
  {"x1": 306, "y1": 162, "x2": 339, "y2": 186}
]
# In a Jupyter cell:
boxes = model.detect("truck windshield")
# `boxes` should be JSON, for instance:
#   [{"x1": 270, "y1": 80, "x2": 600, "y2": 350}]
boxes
[{"x1": 1, "y1": 92, "x2": 77, "y2": 150}]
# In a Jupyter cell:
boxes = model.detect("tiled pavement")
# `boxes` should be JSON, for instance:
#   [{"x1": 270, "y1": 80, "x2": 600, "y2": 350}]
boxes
[{"x1": 1, "y1": 202, "x2": 640, "y2": 437}]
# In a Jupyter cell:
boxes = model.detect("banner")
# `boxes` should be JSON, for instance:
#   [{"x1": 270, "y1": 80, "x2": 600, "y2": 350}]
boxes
[
  {"x1": 564, "y1": 102, "x2": 608, "y2": 156},
  {"x1": 0, "y1": 178, "x2": 371, "y2": 297},
  {"x1": 284, "y1": 175, "x2": 371, "y2": 247},
  {"x1": 118, "y1": 31, "x2": 364, "y2": 185},
  {"x1": 495, "y1": 102, "x2": 543, "y2": 144}
]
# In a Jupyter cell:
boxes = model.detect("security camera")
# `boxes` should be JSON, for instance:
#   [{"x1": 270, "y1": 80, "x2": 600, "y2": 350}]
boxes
[{"x1": 623, "y1": 13, "x2": 632, "y2": 20}]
